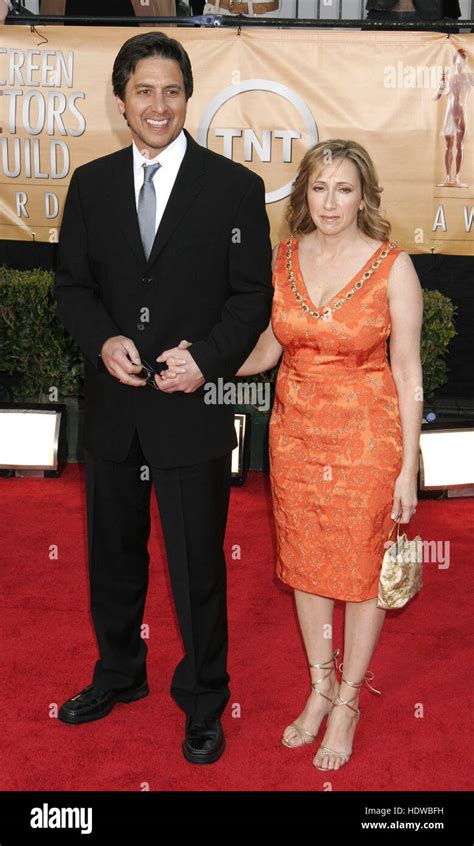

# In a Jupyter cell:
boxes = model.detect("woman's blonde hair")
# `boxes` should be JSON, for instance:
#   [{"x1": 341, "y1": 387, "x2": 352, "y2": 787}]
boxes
[{"x1": 286, "y1": 139, "x2": 391, "y2": 242}]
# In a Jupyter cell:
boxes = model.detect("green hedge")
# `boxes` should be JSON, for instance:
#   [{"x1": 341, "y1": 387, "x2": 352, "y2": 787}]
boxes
[
  {"x1": 0, "y1": 267, "x2": 456, "y2": 404},
  {"x1": 420, "y1": 289, "x2": 457, "y2": 402},
  {"x1": 0, "y1": 267, "x2": 83, "y2": 400}
]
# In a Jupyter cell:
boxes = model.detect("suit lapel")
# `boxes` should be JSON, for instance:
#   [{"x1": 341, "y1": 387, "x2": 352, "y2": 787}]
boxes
[
  {"x1": 109, "y1": 145, "x2": 145, "y2": 265},
  {"x1": 108, "y1": 130, "x2": 206, "y2": 268},
  {"x1": 146, "y1": 129, "x2": 205, "y2": 269}
]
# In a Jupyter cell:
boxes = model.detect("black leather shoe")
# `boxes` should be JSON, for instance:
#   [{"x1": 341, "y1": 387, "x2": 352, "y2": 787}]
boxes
[
  {"x1": 58, "y1": 679, "x2": 149, "y2": 725},
  {"x1": 182, "y1": 716, "x2": 226, "y2": 764}
]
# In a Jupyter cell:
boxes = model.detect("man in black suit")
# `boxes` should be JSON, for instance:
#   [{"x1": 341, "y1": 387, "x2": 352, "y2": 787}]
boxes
[{"x1": 54, "y1": 31, "x2": 272, "y2": 764}]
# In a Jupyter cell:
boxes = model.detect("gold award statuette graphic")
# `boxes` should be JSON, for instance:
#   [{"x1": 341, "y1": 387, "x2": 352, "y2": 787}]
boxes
[{"x1": 434, "y1": 48, "x2": 474, "y2": 189}]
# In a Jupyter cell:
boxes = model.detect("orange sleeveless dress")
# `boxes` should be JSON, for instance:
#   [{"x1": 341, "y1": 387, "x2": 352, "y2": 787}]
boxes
[{"x1": 269, "y1": 237, "x2": 404, "y2": 602}]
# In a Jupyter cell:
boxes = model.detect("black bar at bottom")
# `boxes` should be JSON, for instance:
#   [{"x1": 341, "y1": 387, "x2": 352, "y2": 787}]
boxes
[{"x1": 0, "y1": 790, "x2": 471, "y2": 842}]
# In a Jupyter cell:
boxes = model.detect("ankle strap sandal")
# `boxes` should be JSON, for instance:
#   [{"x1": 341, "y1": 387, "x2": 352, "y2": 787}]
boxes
[
  {"x1": 314, "y1": 665, "x2": 381, "y2": 769},
  {"x1": 282, "y1": 648, "x2": 340, "y2": 747},
  {"x1": 335, "y1": 661, "x2": 382, "y2": 718},
  {"x1": 310, "y1": 648, "x2": 341, "y2": 706}
]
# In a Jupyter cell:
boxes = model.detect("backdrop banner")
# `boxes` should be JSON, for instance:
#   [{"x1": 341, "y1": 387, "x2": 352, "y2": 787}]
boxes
[{"x1": 0, "y1": 26, "x2": 473, "y2": 254}]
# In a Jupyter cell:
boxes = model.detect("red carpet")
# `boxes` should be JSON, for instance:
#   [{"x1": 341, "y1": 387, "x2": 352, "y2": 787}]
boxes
[{"x1": 0, "y1": 466, "x2": 472, "y2": 791}]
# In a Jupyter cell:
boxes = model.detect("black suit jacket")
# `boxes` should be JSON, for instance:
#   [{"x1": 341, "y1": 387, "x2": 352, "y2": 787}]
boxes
[{"x1": 54, "y1": 129, "x2": 273, "y2": 467}]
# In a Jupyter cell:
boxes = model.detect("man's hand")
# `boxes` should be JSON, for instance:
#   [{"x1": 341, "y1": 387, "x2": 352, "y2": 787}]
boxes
[
  {"x1": 100, "y1": 336, "x2": 147, "y2": 386},
  {"x1": 155, "y1": 340, "x2": 205, "y2": 393}
]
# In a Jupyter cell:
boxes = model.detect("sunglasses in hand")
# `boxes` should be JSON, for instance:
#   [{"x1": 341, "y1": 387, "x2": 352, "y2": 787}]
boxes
[{"x1": 138, "y1": 357, "x2": 168, "y2": 390}]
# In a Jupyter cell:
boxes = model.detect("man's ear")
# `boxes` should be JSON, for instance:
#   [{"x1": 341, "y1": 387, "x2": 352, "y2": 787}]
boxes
[{"x1": 115, "y1": 95, "x2": 126, "y2": 119}]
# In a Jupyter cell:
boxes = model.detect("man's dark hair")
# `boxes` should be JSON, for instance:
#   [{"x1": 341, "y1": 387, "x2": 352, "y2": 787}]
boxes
[{"x1": 112, "y1": 32, "x2": 193, "y2": 102}]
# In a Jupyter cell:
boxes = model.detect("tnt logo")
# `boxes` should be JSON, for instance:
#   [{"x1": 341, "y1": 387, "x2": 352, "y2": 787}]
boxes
[{"x1": 197, "y1": 79, "x2": 318, "y2": 203}]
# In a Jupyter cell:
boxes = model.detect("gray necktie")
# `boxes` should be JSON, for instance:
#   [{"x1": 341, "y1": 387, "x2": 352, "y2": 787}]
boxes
[{"x1": 138, "y1": 162, "x2": 161, "y2": 260}]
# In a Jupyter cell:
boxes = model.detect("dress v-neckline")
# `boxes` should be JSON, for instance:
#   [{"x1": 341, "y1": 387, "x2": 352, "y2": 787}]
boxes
[{"x1": 293, "y1": 237, "x2": 388, "y2": 312}]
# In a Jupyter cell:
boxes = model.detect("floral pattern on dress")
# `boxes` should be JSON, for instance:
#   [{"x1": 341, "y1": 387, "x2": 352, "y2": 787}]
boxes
[{"x1": 269, "y1": 237, "x2": 404, "y2": 601}]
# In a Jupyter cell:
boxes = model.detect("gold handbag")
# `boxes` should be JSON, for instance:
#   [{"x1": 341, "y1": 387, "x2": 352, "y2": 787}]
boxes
[{"x1": 377, "y1": 518, "x2": 423, "y2": 610}]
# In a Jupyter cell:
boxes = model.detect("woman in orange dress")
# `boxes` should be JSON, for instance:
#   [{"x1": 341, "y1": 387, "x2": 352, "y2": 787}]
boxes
[
  {"x1": 236, "y1": 139, "x2": 423, "y2": 771},
  {"x1": 159, "y1": 138, "x2": 423, "y2": 772}
]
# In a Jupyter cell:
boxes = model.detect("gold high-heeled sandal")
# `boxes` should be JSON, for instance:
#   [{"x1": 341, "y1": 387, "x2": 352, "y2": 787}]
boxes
[
  {"x1": 282, "y1": 648, "x2": 340, "y2": 748},
  {"x1": 314, "y1": 664, "x2": 381, "y2": 770}
]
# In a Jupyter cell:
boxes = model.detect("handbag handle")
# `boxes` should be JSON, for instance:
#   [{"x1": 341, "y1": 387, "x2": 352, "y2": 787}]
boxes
[{"x1": 387, "y1": 517, "x2": 402, "y2": 543}]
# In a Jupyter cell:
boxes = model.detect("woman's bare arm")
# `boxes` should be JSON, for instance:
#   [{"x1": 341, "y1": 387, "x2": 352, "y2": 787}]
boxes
[
  {"x1": 387, "y1": 251, "x2": 424, "y2": 521},
  {"x1": 235, "y1": 244, "x2": 283, "y2": 377}
]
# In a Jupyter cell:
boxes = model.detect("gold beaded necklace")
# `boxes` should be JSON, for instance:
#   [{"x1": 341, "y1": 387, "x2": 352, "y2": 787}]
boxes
[{"x1": 286, "y1": 236, "x2": 399, "y2": 320}]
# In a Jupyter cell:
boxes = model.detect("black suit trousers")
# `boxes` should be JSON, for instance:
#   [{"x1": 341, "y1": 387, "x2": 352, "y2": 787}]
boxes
[{"x1": 84, "y1": 428, "x2": 232, "y2": 721}]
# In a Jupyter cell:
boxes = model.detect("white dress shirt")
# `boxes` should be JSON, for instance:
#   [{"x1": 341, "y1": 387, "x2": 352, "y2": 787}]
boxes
[{"x1": 132, "y1": 130, "x2": 187, "y2": 238}]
